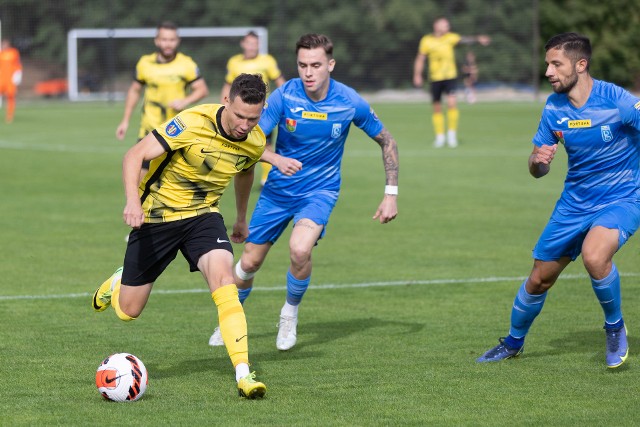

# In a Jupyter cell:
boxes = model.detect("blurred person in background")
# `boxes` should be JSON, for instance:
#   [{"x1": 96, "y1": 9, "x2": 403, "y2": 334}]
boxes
[
  {"x1": 116, "y1": 21, "x2": 209, "y2": 180},
  {"x1": 0, "y1": 39, "x2": 22, "y2": 123},
  {"x1": 221, "y1": 31, "x2": 285, "y2": 189},
  {"x1": 413, "y1": 16, "x2": 490, "y2": 147}
]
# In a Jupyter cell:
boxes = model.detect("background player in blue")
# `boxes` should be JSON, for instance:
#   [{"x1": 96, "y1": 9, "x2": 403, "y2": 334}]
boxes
[
  {"x1": 477, "y1": 33, "x2": 640, "y2": 368},
  {"x1": 209, "y1": 33, "x2": 400, "y2": 349}
]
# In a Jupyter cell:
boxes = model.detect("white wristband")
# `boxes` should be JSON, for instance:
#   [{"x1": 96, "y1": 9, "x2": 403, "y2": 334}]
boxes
[{"x1": 384, "y1": 185, "x2": 398, "y2": 195}]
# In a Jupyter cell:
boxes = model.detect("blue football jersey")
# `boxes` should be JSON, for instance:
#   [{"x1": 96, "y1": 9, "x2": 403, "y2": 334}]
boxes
[
  {"x1": 259, "y1": 78, "x2": 384, "y2": 201},
  {"x1": 533, "y1": 79, "x2": 640, "y2": 213}
]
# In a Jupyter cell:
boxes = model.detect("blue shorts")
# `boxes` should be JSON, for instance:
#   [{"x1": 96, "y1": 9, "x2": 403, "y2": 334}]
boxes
[
  {"x1": 533, "y1": 199, "x2": 640, "y2": 261},
  {"x1": 246, "y1": 191, "x2": 337, "y2": 245}
]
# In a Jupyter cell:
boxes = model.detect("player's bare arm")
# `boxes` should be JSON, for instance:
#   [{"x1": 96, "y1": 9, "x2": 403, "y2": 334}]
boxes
[
  {"x1": 231, "y1": 165, "x2": 256, "y2": 243},
  {"x1": 413, "y1": 53, "x2": 427, "y2": 88},
  {"x1": 261, "y1": 149, "x2": 302, "y2": 176},
  {"x1": 116, "y1": 81, "x2": 143, "y2": 140},
  {"x1": 121, "y1": 133, "x2": 165, "y2": 228},
  {"x1": 528, "y1": 144, "x2": 557, "y2": 178},
  {"x1": 372, "y1": 128, "x2": 399, "y2": 224},
  {"x1": 169, "y1": 78, "x2": 209, "y2": 111}
]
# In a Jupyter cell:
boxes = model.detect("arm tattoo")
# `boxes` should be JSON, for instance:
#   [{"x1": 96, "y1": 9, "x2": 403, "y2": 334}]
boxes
[{"x1": 373, "y1": 128, "x2": 399, "y2": 185}]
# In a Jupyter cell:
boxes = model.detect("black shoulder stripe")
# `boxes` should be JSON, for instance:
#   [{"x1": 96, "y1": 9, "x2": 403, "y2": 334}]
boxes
[
  {"x1": 152, "y1": 129, "x2": 171, "y2": 152},
  {"x1": 140, "y1": 150, "x2": 176, "y2": 205}
]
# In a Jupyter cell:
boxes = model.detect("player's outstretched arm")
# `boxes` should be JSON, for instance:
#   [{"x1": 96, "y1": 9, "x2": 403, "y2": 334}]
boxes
[
  {"x1": 231, "y1": 165, "x2": 255, "y2": 243},
  {"x1": 372, "y1": 128, "x2": 399, "y2": 224},
  {"x1": 529, "y1": 144, "x2": 557, "y2": 178},
  {"x1": 116, "y1": 81, "x2": 143, "y2": 140},
  {"x1": 261, "y1": 150, "x2": 302, "y2": 176}
]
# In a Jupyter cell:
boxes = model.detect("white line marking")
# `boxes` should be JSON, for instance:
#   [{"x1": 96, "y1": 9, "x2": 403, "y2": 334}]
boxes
[{"x1": 2, "y1": 273, "x2": 638, "y2": 302}]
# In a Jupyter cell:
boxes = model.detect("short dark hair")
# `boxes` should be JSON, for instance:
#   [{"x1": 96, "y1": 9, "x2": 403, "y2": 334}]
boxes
[
  {"x1": 244, "y1": 31, "x2": 259, "y2": 40},
  {"x1": 157, "y1": 21, "x2": 178, "y2": 32},
  {"x1": 295, "y1": 33, "x2": 333, "y2": 58},
  {"x1": 545, "y1": 32, "x2": 591, "y2": 68},
  {"x1": 229, "y1": 73, "x2": 267, "y2": 104}
]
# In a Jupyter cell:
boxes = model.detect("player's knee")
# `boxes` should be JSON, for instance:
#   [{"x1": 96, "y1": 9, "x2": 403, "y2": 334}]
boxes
[
  {"x1": 235, "y1": 260, "x2": 258, "y2": 280},
  {"x1": 526, "y1": 274, "x2": 554, "y2": 294},
  {"x1": 289, "y1": 245, "x2": 312, "y2": 269},
  {"x1": 114, "y1": 304, "x2": 138, "y2": 322}
]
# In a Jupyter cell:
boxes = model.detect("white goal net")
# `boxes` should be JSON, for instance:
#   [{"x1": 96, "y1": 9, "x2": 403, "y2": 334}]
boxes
[{"x1": 67, "y1": 26, "x2": 268, "y2": 101}]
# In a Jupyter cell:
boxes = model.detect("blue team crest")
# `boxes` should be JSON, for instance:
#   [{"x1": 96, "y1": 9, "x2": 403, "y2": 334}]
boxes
[
  {"x1": 166, "y1": 118, "x2": 185, "y2": 137},
  {"x1": 332, "y1": 123, "x2": 342, "y2": 138},
  {"x1": 601, "y1": 125, "x2": 613, "y2": 142}
]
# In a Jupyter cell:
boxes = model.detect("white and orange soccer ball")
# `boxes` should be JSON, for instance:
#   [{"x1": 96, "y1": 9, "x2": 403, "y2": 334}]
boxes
[{"x1": 95, "y1": 353, "x2": 148, "y2": 402}]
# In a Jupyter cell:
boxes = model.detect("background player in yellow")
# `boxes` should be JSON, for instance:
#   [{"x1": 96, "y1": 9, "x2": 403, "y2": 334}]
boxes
[
  {"x1": 93, "y1": 74, "x2": 267, "y2": 399},
  {"x1": 413, "y1": 16, "x2": 490, "y2": 148},
  {"x1": 221, "y1": 31, "x2": 285, "y2": 188},
  {"x1": 116, "y1": 21, "x2": 209, "y2": 176}
]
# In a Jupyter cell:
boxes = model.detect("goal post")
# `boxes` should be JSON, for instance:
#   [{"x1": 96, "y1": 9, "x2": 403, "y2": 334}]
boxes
[{"x1": 67, "y1": 26, "x2": 268, "y2": 101}]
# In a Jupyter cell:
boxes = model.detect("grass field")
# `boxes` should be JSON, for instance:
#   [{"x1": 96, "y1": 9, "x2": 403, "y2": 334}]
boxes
[{"x1": 1, "y1": 99, "x2": 639, "y2": 426}]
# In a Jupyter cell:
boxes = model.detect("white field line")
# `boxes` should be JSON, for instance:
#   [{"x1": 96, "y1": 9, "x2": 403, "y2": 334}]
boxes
[{"x1": 2, "y1": 272, "x2": 639, "y2": 302}]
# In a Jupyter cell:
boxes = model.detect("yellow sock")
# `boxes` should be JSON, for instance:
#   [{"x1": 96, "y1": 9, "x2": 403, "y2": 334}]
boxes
[
  {"x1": 112, "y1": 281, "x2": 136, "y2": 322},
  {"x1": 261, "y1": 163, "x2": 272, "y2": 184},
  {"x1": 447, "y1": 108, "x2": 459, "y2": 132},
  {"x1": 212, "y1": 284, "x2": 249, "y2": 367},
  {"x1": 432, "y1": 112, "x2": 445, "y2": 136}
]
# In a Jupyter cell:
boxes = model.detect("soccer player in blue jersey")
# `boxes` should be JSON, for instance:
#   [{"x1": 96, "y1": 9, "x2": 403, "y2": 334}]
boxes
[
  {"x1": 209, "y1": 33, "x2": 399, "y2": 350},
  {"x1": 477, "y1": 33, "x2": 640, "y2": 368}
]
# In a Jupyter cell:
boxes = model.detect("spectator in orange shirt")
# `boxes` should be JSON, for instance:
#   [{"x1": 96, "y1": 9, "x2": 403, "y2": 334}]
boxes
[{"x1": 0, "y1": 39, "x2": 22, "y2": 123}]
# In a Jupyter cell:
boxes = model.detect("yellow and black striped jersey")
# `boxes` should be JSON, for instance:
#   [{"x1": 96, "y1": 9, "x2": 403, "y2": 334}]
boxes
[
  {"x1": 418, "y1": 32, "x2": 462, "y2": 82},
  {"x1": 135, "y1": 52, "x2": 202, "y2": 139},
  {"x1": 141, "y1": 104, "x2": 266, "y2": 223},
  {"x1": 224, "y1": 54, "x2": 281, "y2": 92}
]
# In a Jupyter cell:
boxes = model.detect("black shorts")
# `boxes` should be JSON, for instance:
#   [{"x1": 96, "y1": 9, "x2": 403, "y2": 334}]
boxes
[
  {"x1": 430, "y1": 79, "x2": 457, "y2": 103},
  {"x1": 122, "y1": 212, "x2": 233, "y2": 286}
]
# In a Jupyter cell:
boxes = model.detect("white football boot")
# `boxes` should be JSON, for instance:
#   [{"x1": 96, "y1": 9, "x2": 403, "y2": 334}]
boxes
[
  {"x1": 276, "y1": 315, "x2": 298, "y2": 350},
  {"x1": 208, "y1": 326, "x2": 224, "y2": 346}
]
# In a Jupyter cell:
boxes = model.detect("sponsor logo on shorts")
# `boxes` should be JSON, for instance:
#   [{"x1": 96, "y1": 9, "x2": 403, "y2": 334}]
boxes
[{"x1": 568, "y1": 119, "x2": 591, "y2": 128}]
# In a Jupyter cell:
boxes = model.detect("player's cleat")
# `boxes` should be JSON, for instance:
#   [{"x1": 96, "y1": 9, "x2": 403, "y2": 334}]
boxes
[
  {"x1": 276, "y1": 314, "x2": 298, "y2": 351},
  {"x1": 433, "y1": 134, "x2": 446, "y2": 148},
  {"x1": 476, "y1": 337, "x2": 524, "y2": 363},
  {"x1": 605, "y1": 325, "x2": 628, "y2": 369},
  {"x1": 237, "y1": 372, "x2": 266, "y2": 399},
  {"x1": 92, "y1": 267, "x2": 123, "y2": 312},
  {"x1": 208, "y1": 326, "x2": 224, "y2": 346},
  {"x1": 447, "y1": 130, "x2": 458, "y2": 148}
]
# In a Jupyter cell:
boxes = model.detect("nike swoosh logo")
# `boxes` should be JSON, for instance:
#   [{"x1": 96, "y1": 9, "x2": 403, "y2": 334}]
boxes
[
  {"x1": 289, "y1": 107, "x2": 304, "y2": 113},
  {"x1": 105, "y1": 374, "x2": 124, "y2": 383},
  {"x1": 217, "y1": 238, "x2": 229, "y2": 243},
  {"x1": 201, "y1": 148, "x2": 216, "y2": 154},
  {"x1": 556, "y1": 117, "x2": 569, "y2": 124},
  {"x1": 235, "y1": 335, "x2": 247, "y2": 342}
]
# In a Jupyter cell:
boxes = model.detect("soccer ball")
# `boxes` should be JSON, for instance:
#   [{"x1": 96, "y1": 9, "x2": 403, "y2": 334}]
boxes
[{"x1": 95, "y1": 353, "x2": 148, "y2": 402}]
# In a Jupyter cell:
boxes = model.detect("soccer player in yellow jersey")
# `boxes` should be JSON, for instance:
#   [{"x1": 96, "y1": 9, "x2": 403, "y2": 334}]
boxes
[
  {"x1": 93, "y1": 74, "x2": 267, "y2": 399},
  {"x1": 413, "y1": 17, "x2": 490, "y2": 148},
  {"x1": 116, "y1": 21, "x2": 209, "y2": 176},
  {"x1": 221, "y1": 31, "x2": 285, "y2": 188}
]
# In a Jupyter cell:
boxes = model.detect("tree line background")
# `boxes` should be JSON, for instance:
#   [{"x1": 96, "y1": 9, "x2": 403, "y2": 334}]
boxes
[{"x1": 1, "y1": 0, "x2": 639, "y2": 97}]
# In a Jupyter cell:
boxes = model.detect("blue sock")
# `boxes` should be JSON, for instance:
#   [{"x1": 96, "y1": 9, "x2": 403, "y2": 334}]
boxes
[
  {"x1": 591, "y1": 263, "x2": 623, "y2": 329},
  {"x1": 286, "y1": 270, "x2": 310, "y2": 306},
  {"x1": 238, "y1": 287, "x2": 252, "y2": 304},
  {"x1": 507, "y1": 280, "x2": 548, "y2": 348}
]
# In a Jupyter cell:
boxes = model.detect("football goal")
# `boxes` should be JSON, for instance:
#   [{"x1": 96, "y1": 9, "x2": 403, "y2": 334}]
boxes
[{"x1": 67, "y1": 26, "x2": 268, "y2": 101}]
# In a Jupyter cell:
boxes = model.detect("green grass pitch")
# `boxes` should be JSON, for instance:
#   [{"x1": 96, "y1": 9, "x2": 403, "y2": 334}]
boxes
[{"x1": 1, "y1": 99, "x2": 639, "y2": 425}]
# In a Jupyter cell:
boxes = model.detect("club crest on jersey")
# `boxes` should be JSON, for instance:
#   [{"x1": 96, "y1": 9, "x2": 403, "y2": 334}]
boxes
[
  {"x1": 332, "y1": 123, "x2": 342, "y2": 138},
  {"x1": 166, "y1": 117, "x2": 185, "y2": 137},
  {"x1": 553, "y1": 130, "x2": 565, "y2": 145},
  {"x1": 601, "y1": 125, "x2": 613, "y2": 142},
  {"x1": 286, "y1": 118, "x2": 297, "y2": 132}
]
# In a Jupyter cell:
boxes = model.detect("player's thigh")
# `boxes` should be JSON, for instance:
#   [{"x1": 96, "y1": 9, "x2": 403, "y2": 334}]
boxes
[
  {"x1": 590, "y1": 199, "x2": 640, "y2": 250},
  {"x1": 532, "y1": 214, "x2": 587, "y2": 262},
  {"x1": 290, "y1": 193, "x2": 336, "y2": 253},
  {"x1": 528, "y1": 258, "x2": 571, "y2": 292},
  {"x1": 246, "y1": 195, "x2": 294, "y2": 245},
  {"x1": 180, "y1": 212, "x2": 233, "y2": 272},
  {"x1": 196, "y1": 249, "x2": 235, "y2": 292}
]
